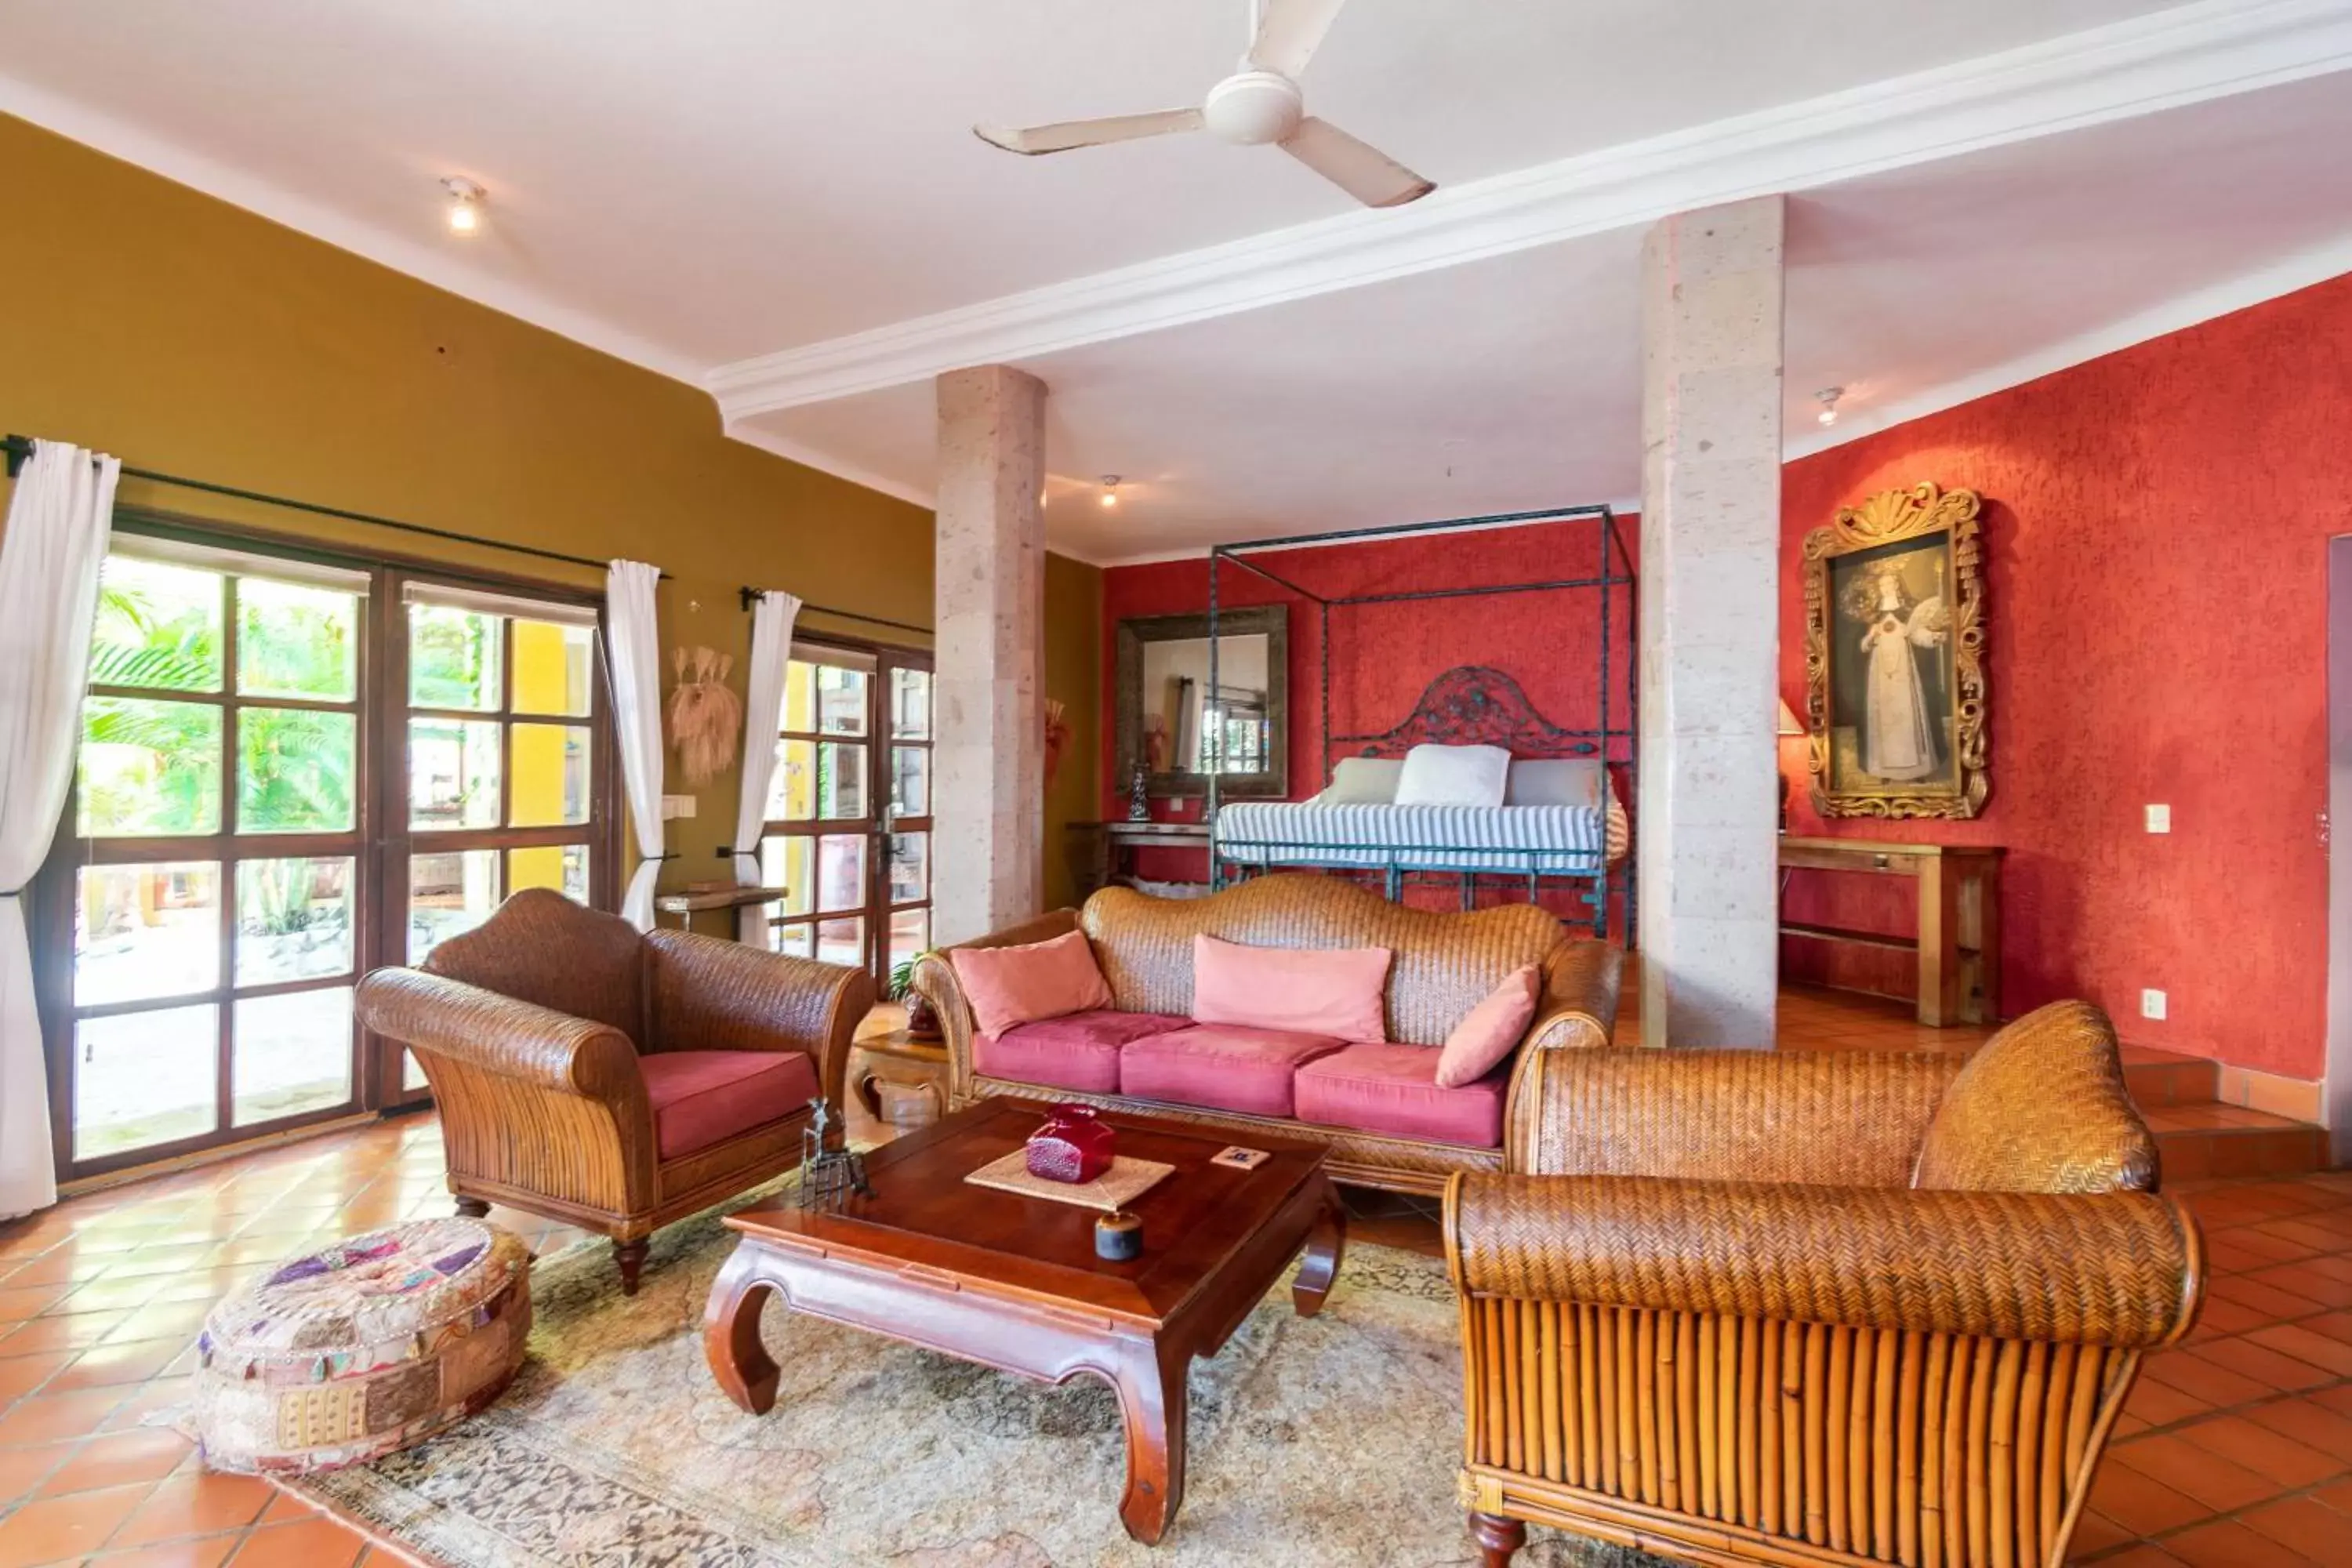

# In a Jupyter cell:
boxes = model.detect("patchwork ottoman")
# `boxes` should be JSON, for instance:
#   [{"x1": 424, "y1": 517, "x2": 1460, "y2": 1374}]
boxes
[{"x1": 193, "y1": 1217, "x2": 532, "y2": 1474}]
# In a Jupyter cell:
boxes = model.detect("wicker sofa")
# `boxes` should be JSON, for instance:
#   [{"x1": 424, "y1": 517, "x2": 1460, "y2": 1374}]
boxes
[
  {"x1": 355, "y1": 891, "x2": 873, "y2": 1294},
  {"x1": 912, "y1": 873, "x2": 1623, "y2": 1195},
  {"x1": 1444, "y1": 1000, "x2": 2205, "y2": 1568}
]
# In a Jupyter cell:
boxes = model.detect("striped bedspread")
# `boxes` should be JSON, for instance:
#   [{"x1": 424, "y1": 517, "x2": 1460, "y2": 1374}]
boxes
[{"x1": 1214, "y1": 800, "x2": 1616, "y2": 876}]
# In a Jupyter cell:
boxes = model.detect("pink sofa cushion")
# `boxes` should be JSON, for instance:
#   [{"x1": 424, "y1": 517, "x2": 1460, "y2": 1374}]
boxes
[
  {"x1": 1189, "y1": 934, "x2": 1392, "y2": 1044},
  {"x1": 638, "y1": 1050, "x2": 818, "y2": 1160},
  {"x1": 949, "y1": 930, "x2": 1116, "y2": 1036},
  {"x1": 1118, "y1": 1024, "x2": 1348, "y2": 1117},
  {"x1": 973, "y1": 1010, "x2": 1189, "y2": 1094},
  {"x1": 1435, "y1": 964, "x2": 1541, "y2": 1087},
  {"x1": 1294, "y1": 1042, "x2": 1506, "y2": 1149}
]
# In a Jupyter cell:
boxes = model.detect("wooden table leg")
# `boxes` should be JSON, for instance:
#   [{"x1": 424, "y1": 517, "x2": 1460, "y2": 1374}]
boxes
[
  {"x1": 1109, "y1": 1341, "x2": 1189, "y2": 1544},
  {"x1": 702, "y1": 1246, "x2": 782, "y2": 1415},
  {"x1": 1917, "y1": 857, "x2": 1963, "y2": 1027},
  {"x1": 1292, "y1": 1185, "x2": 1347, "y2": 1318}
]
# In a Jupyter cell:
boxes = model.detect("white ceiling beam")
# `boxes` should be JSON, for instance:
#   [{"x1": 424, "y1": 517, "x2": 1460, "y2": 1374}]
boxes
[{"x1": 706, "y1": 0, "x2": 2352, "y2": 423}]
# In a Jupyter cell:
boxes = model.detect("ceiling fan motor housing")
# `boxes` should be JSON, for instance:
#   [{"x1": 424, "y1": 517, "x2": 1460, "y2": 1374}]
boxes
[{"x1": 1203, "y1": 70, "x2": 1305, "y2": 145}]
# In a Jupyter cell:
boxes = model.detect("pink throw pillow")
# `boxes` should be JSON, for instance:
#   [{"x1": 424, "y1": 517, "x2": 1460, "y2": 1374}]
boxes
[
  {"x1": 1190, "y1": 935, "x2": 1391, "y2": 1044},
  {"x1": 1435, "y1": 966, "x2": 1541, "y2": 1088},
  {"x1": 949, "y1": 930, "x2": 1115, "y2": 1037}
]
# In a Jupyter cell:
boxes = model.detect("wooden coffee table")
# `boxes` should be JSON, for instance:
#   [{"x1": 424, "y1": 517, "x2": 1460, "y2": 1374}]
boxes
[{"x1": 702, "y1": 1097, "x2": 1346, "y2": 1544}]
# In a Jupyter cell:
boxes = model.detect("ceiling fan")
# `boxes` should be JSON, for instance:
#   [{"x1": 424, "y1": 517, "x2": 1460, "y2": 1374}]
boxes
[{"x1": 973, "y1": 0, "x2": 1435, "y2": 210}]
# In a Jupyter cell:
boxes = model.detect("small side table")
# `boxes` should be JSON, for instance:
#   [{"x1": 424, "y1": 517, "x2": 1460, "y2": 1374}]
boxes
[{"x1": 848, "y1": 1029, "x2": 950, "y2": 1127}]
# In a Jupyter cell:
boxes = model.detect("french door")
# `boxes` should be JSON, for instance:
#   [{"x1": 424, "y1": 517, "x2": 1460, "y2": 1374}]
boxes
[
  {"x1": 754, "y1": 642, "x2": 933, "y2": 982},
  {"x1": 42, "y1": 525, "x2": 612, "y2": 1178}
]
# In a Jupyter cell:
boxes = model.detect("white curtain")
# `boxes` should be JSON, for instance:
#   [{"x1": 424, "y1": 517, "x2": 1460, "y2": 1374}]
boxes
[
  {"x1": 605, "y1": 561, "x2": 666, "y2": 930},
  {"x1": 732, "y1": 590, "x2": 802, "y2": 942},
  {"x1": 1, "y1": 442, "x2": 118, "y2": 1218}
]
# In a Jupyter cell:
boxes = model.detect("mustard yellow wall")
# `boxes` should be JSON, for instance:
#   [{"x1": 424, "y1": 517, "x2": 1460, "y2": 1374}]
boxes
[
  {"x1": 0, "y1": 111, "x2": 1101, "y2": 918},
  {"x1": 1043, "y1": 550, "x2": 1104, "y2": 911}
]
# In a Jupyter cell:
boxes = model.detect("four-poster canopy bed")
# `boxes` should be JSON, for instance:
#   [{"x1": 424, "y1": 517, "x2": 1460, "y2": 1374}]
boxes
[{"x1": 1200, "y1": 506, "x2": 1637, "y2": 940}]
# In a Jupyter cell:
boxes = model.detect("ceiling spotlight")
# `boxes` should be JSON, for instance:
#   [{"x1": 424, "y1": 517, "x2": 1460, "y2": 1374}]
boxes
[
  {"x1": 1098, "y1": 475, "x2": 1122, "y2": 510},
  {"x1": 1815, "y1": 387, "x2": 1845, "y2": 427},
  {"x1": 441, "y1": 176, "x2": 485, "y2": 235}
]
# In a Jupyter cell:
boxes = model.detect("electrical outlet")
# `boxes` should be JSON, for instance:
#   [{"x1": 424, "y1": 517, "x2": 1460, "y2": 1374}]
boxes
[
  {"x1": 660, "y1": 793, "x2": 698, "y2": 821},
  {"x1": 2140, "y1": 989, "x2": 2168, "y2": 1022},
  {"x1": 2145, "y1": 804, "x2": 2170, "y2": 833}
]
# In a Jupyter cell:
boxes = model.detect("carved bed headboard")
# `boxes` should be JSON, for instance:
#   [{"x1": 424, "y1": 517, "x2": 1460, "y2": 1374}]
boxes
[{"x1": 1330, "y1": 665, "x2": 1597, "y2": 761}]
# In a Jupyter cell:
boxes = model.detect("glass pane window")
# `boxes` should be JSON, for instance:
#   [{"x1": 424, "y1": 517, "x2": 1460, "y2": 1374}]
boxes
[
  {"x1": 891, "y1": 667, "x2": 931, "y2": 740},
  {"x1": 759, "y1": 836, "x2": 815, "y2": 917},
  {"x1": 891, "y1": 746, "x2": 929, "y2": 818},
  {"x1": 231, "y1": 987, "x2": 354, "y2": 1127},
  {"x1": 92, "y1": 556, "x2": 223, "y2": 694},
  {"x1": 818, "y1": 667, "x2": 869, "y2": 736},
  {"x1": 510, "y1": 619, "x2": 594, "y2": 717},
  {"x1": 815, "y1": 916, "x2": 864, "y2": 967},
  {"x1": 73, "y1": 1004, "x2": 219, "y2": 1160},
  {"x1": 817, "y1": 833, "x2": 866, "y2": 913},
  {"x1": 508, "y1": 724, "x2": 591, "y2": 827},
  {"x1": 408, "y1": 604, "x2": 503, "y2": 711},
  {"x1": 75, "y1": 862, "x2": 220, "y2": 1007},
  {"x1": 238, "y1": 708, "x2": 357, "y2": 833},
  {"x1": 771, "y1": 739, "x2": 816, "y2": 822},
  {"x1": 887, "y1": 907, "x2": 929, "y2": 977},
  {"x1": 775, "y1": 923, "x2": 815, "y2": 960},
  {"x1": 409, "y1": 718, "x2": 501, "y2": 830},
  {"x1": 508, "y1": 844, "x2": 590, "y2": 903},
  {"x1": 79, "y1": 698, "x2": 223, "y2": 837},
  {"x1": 408, "y1": 849, "x2": 500, "y2": 962},
  {"x1": 236, "y1": 579, "x2": 358, "y2": 701},
  {"x1": 817, "y1": 742, "x2": 867, "y2": 820},
  {"x1": 234, "y1": 857, "x2": 355, "y2": 987},
  {"x1": 887, "y1": 833, "x2": 928, "y2": 907}
]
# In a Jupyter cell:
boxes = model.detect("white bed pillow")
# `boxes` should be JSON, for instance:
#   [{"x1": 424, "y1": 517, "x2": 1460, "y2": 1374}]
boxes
[
  {"x1": 1506, "y1": 758, "x2": 1605, "y2": 808},
  {"x1": 1394, "y1": 743, "x2": 1512, "y2": 808},
  {"x1": 1322, "y1": 757, "x2": 1405, "y2": 804}
]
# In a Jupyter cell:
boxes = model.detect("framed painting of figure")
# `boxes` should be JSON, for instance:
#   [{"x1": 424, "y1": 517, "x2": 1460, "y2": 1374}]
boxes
[{"x1": 1803, "y1": 481, "x2": 1989, "y2": 818}]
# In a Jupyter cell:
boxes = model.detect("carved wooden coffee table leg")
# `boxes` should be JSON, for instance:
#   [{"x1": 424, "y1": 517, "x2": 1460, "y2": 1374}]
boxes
[
  {"x1": 1109, "y1": 1340, "x2": 1190, "y2": 1544},
  {"x1": 1291, "y1": 1186, "x2": 1347, "y2": 1317},
  {"x1": 702, "y1": 1246, "x2": 782, "y2": 1414}
]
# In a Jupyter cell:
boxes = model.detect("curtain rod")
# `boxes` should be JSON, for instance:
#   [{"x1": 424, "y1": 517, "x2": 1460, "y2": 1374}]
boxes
[
  {"x1": 737, "y1": 585, "x2": 930, "y2": 637},
  {"x1": 5, "y1": 434, "x2": 930, "y2": 636}
]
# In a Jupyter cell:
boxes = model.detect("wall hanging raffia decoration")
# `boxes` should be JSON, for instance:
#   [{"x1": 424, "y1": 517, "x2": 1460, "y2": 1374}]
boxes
[
  {"x1": 666, "y1": 646, "x2": 745, "y2": 787},
  {"x1": 1044, "y1": 698, "x2": 1072, "y2": 789}
]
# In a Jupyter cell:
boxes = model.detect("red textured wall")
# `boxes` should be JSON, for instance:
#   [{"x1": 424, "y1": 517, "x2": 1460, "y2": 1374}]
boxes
[
  {"x1": 1098, "y1": 517, "x2": 1635, "y2": 915},
  {"x1": 1780, "y1": 271, "x2": 2352, "y2": 1080}
]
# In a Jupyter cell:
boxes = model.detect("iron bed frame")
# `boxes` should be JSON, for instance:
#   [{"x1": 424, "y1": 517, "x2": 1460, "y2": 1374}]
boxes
[{"x1": 1203, "y1": 505, "x2": 1637, "y2": 939}]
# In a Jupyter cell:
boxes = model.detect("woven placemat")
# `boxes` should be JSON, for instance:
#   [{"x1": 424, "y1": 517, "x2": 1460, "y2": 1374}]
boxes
[{"x1": 963, "y1": 1150, "x2": 1175, "y2": 1213}]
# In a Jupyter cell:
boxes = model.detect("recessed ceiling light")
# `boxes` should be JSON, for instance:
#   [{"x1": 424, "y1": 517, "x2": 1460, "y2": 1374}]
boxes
[
  {"x1": 441, "y1": 176, "x2": 485, "y2": 235},
  {"x1": 1815, "y1": 387, "x2": 1845, "y2": 427}
]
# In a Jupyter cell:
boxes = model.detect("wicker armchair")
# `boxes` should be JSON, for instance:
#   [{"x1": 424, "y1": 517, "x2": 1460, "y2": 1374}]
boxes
[
  {"x1": 1445, "y1": 1001, "x2": 2205, "y2": 1568},
  {"x1": 354, "y1": 891, "x2": 873, "y2": 1294}
]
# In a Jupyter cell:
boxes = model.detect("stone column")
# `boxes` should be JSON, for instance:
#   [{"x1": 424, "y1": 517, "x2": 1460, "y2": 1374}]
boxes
[
  {"x1": 1636, "y1": 195, "x2": 1785, "y2": 1048},
  {"x1": 932, "y1": 365, "x2": 1047, "y2": 945}
]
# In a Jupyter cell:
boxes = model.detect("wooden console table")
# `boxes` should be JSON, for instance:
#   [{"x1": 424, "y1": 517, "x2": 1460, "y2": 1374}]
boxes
[
  {"x1": 1069, "y1": 820, "x2": 1213, "y2": 898},
  {"x1": 1777, "y1": 837, "x2": 2003, "y2": 1026}
]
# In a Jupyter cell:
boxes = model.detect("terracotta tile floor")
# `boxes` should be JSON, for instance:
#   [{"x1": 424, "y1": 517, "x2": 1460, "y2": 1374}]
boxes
[{"x1": 0, "y1": 982, "x2": 2341, "y2": 1566}]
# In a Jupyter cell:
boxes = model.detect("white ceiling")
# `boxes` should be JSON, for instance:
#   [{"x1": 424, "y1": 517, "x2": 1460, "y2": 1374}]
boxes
[{"x1": 5, "y1": 0, "x2": 2350, "y2": 561}]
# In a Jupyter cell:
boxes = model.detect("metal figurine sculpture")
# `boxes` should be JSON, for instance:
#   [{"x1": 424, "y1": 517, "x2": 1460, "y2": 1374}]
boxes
[
  {"x1": 795, "y1": 1098, "x2": 873, "y2": 1210},
  {"x1": 1127, "y1": 764, "x2": 1152, "y2": 822}
]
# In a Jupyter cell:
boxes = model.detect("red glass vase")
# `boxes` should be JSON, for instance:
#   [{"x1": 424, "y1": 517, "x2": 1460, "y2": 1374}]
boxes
[{"x1": 1026, "y1": 1104, "x2": 1116, "y2": 1184}]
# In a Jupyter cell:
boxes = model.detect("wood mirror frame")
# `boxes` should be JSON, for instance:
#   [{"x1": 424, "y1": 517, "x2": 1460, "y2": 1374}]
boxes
[
  {"x1": 1803, "y1": 481, "x2": 1989, "y2": 819},
  {"x1": 1113, "y1": 607, "x2": 1288, "y2": 801}
]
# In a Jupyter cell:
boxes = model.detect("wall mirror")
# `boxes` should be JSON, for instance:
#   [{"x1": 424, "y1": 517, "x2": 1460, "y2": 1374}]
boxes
[{"x1": 1113, "y1": 608, "x2": 1287, "y2": 800}]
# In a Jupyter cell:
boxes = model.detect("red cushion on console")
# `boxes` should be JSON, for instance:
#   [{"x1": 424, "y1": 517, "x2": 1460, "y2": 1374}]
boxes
[
  {"x1": 974, "y1": 1010, "x2": 1189, "y2": 1095},
  {"x1": 1293, "y1": 1042, "x2": 1505, "y2": 1149},
  {"x1": 637, "y1": 1050, "x2": 819, "y2": 1160},
  {"x1": 1118, "y1": 1024, "x2": 1348, "y2": 1118}
]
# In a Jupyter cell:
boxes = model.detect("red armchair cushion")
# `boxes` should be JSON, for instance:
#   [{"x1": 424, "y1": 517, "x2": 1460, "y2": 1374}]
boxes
[
  {"x1": 1294, "y1": 1042, "x2": 1506, "y2": 1148},
  {"x1": 1118, "y1": 1024, "x2": 1348, "y2": 1117},
  {"x1": 974, "y1": 1010, "x2": 1189, "y2": 1094},
  {"x1": 638, "y1": 1050, "x2": 818, "y2": 1160}
]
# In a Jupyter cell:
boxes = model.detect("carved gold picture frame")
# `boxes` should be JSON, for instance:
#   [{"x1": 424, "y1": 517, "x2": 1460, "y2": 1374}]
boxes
[{"x1": 1802, "y1": 481, "x2": 1987, "y2": 818}]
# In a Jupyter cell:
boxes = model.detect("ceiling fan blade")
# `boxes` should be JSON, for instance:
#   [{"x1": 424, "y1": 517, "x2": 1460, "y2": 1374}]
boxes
[
  {"x1": 973, "y1": 108, "x2": 1203, "y2": 156},
  {"x1": 1277, "y1": 117, "x2": 1435, "y2": 208},
  {"x1": 1247, "y1": 0, "x2": 1349, "y2": 78}
]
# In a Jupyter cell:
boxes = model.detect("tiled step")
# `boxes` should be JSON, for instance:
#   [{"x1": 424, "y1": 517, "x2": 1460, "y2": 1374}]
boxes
[
  {"x1": 2120, "y1": 1045, "x2": 2220, "y2": 1107},
  {"x1": 2142, "y1": 1101, "x2": 2330, "y2": 1181}
]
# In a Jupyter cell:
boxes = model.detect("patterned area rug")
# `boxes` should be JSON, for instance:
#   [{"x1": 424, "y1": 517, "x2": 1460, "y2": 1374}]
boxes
[{"x1": 289, "y1": 1189, "x2": 1666, "y2": 1567}]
